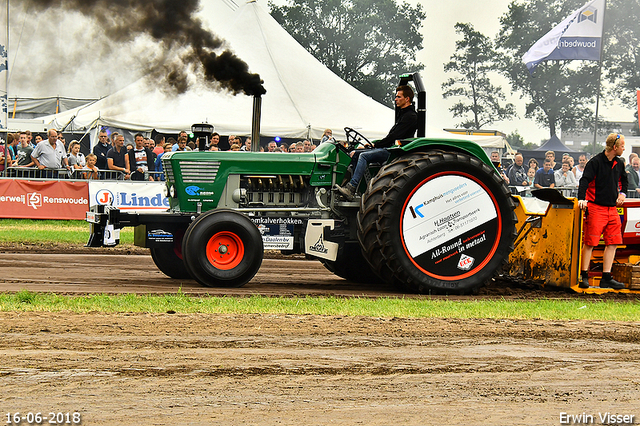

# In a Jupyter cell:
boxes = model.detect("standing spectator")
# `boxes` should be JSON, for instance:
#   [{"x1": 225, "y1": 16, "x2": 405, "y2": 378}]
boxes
[
  {"x1": 554, "y1": 159, "x2": 578, "y2": 195},
  {"x1": 578, "y1": 133, "x2": 627, "y2": 290},
  {"x1": 267, "y1": 141, "x2": 277, "y2": 152},
  {"x1": 208, "y1": 132, "x2": 220, "y2": 151},
  {"x1": 545, "y1": 150, "x2": 561, "y2": 170},
  {"x1": 34, "y1": 134, "x2": 43, "y2": 144},
  {"x1": 25, "y1": 130, "x2": 34, "y2": 147},
  {"x1": 0, "y1": 137, "x2": 8, "y2": 173},
  {"x1": 507, "y1": 153, "x2": 528, "y2": 187},
  {"x1": 490, "y1": 151, "x2": 509, "y2": 183},
  {"x1": 172, "y1": 136, "x2": 190, "y2": 152},
  {"x1": 129, "y1": 133, "x2": 155, "y2": 181},
  {"x1": 155, "y1": 143, "x2": 172, "y2": 181},
  {"x1": 303, "y1": 140, "x2": 313, "y2": 152},
  {"x1": 626, "y1": 153, "x2": 638, "y2": 173},
  {"x1": 626, "y1": 157, "x2": 640, "y2": 198},
  {"x1": 6, "y1": 133, "x2": 18, "y2": 167},
  {"x1": 165, "y1": 137, "x2": 176, "y2": 150},
  {"x1": 527, "y1": 167, "x2": 536, "y2": 186},
  {"x1": 573, "y1": 154, "x2": 587, "y2": 180},
  {"x1": 82, "y1": 154, "x2": 100, "y2": 179},
  {"x1": 295, "y1": 141, "x2": 304, "y2": 153},
  {"x1": 153, "y1": 134, "x2": 165, "y2": 156},
  {"x1": 31, "y1": 129, "x2": 71, "y2": 178},
  {"x1": 16, "y1": 131, "x2": 34, "y2": 167},
  {"x1": 107, "y1": 134, "x2": 130, "y2": 179},
  {"x1": 321, "y1": 129, "x2": 335, "y2": 144},
  {"x1": 280, "y1": 142, "x2": 289, "y2": 153},
  {"x1": 144, "y1": 137, "x2": 157, "y2": 161},
  {"x1": 57, "y1": 132, "x2": 66, "y2": 149},
  {"x1": 93, "y1": 129, "x2": 111, "y2": 172},
  {"x1": 534, "y1": 158, "x2": 555, "y2": 188},
  {"x1": 528, "y1": 158, "x2": 539, "y2": 171},
  {"x1": 67, "y1": 140, "x2": 86, "y2": 176}
]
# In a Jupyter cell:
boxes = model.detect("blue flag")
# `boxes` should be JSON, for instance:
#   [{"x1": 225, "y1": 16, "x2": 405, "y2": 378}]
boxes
[{"x1": 522, "y1": 0, "x2": 605, "y2": 73}]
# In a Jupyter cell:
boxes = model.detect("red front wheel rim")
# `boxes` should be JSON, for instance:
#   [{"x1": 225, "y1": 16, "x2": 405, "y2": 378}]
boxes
[{"x1": 206, "y1": 231, "x2": 245, "y2": 270}]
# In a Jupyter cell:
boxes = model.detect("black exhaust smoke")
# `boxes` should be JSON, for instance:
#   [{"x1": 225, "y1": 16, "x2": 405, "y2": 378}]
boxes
[{"x1": 25, "y1": 0, "x2": 266, "y2": 97}]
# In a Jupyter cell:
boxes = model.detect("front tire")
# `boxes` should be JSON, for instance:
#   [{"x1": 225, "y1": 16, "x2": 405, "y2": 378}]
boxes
[
  {"x1": 182, "y1": 210, "x2": 263, "y2": 288},
  {"x1": 358, "y1": 151, "x2": 516, "y2": 294}
]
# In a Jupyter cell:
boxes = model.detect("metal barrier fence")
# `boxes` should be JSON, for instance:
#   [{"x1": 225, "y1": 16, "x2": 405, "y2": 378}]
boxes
[{"x1": 1, "y1": 167, "x2": 165, "y2": 181}]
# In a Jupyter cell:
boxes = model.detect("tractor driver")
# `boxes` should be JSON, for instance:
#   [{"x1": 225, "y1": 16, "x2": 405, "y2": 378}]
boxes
[{"x1": 335, "y1": 85, "x2": 418, "y2": 200}]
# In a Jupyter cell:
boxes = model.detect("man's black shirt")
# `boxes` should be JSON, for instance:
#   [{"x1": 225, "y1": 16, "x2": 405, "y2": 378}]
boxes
[
  {"x1": 375, "y1": 104, "x2": 418, "y2": 148},
  {"x1": 93, "y1": 142, "x2": 111, "y2": 170}
]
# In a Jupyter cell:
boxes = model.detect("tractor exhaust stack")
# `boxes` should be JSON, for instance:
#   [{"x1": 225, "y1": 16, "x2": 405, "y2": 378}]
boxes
[{"x1": 251, "y1": 95, "x2": 262, "y2": 152}]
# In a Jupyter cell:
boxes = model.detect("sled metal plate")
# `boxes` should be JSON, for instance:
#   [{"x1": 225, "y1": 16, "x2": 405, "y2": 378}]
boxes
[{"x1": 304, "y1": 219, "x2": 339, "y2": 261}]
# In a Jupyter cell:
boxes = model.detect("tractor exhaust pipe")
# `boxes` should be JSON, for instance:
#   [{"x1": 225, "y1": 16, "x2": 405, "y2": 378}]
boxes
[{"x1": 251, "y1": 95, "x2": 262, "y2": 152}]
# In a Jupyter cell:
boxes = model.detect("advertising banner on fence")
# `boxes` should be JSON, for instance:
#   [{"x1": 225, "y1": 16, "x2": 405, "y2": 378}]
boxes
[
  {"x1": 0, "y1": 180, "x2": 89, "y2": 219},
  {"x1": 88, "y1": 181, "x2": 169, "y2": 212}
]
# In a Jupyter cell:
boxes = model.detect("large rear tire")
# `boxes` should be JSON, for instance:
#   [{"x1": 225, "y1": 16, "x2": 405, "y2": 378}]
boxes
[
  {"x1": 358, "y1": 151, "x2": 516, "y2": 294},
  {"x1": 149, "y1": 227, "x2": 190, "y2": 279},
  {"x1": 182, "y1": 210, "x2": 263, "y2": 288}
]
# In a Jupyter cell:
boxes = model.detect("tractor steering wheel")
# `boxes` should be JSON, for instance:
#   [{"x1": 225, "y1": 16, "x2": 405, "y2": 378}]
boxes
[{"x1": 344, "y1": 127, "x2": 373, "y2": 151}]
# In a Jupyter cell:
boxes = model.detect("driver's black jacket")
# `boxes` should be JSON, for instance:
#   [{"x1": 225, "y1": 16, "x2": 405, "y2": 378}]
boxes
[{"x1": 375, "y1": 104, "x2": 418, "y2": 148}]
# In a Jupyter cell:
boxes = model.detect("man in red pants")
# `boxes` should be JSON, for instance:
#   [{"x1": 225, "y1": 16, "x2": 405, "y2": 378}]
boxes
[{"x1": 578, "y1": 133, "x2": 627, "y2": 290}]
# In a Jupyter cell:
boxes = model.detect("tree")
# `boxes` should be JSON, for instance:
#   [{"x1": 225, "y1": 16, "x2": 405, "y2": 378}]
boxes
[
  {"x1": 603, "y1": 0, "x2": 640, "y2": 136},
  {"x1": 506, "y1": 130, "x2": 524, "y2": 149},
  {"x1": 269, "y1": 0, "x2": 425, "y2": 104},
  {"x1": 496, "y1": 0, "x2": 600, "y2": 137},
  {"x1": 441, "y1": 23, "x2": 516, "y2": 129}
]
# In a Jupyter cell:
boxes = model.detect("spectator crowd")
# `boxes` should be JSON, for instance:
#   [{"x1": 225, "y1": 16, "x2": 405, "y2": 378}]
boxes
[
  {"x1": 497, "y1": 149, "x2": 597, "y2": 198},
  {"x1": 1, "y1": 128, "x2": 331, "y2": 181}
]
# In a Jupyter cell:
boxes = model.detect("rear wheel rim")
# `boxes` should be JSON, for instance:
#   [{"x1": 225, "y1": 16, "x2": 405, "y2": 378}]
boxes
[{"x1": 206, "y1": 231, "x2": 245, "y2": 270}]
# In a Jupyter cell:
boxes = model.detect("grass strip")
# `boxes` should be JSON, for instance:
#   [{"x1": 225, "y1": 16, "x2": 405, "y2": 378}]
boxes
[
  {"x1": 0, "y1": 219, "x2": 134, "y2": 244},
  {"x1": 1, "y1": 290, "x2": 638, "y2": 321}
]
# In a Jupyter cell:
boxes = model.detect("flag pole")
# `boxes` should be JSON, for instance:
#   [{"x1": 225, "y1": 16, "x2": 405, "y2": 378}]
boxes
[
  {"x1": 591, "y1": 0, "x2": 607, "y2": 154},
  {"x1": 2, "y1": 0, "x2": 7, "y2": 175}
]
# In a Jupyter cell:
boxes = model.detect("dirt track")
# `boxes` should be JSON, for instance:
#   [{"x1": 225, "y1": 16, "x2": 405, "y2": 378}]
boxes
[
  {"x1": 0, "y1": 250, "x2": 636, "y2": 300},
  {"x1": 1, "y1": 250, "x2": 639, "y2": 424}
]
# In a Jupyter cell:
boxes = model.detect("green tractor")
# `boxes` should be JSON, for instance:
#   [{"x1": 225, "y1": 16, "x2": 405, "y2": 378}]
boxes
[{"x1": 87, "y1": 73, "x2": 517, "y2": 294}]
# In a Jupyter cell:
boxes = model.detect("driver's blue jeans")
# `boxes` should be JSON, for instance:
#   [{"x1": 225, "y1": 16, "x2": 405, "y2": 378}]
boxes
[{"x1": 349, "y1": 148, "x2": 390, "y2": 187}]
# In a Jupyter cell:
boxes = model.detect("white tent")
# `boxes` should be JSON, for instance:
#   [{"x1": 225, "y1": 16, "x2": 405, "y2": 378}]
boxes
[{"x1": 41, "y1": 0, "x2": 395, "y2": 141}]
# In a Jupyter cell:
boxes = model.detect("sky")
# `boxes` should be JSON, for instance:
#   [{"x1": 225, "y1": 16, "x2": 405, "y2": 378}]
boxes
[{"x1": 8, "y1": 0, "x2": 635, "y2": 145}]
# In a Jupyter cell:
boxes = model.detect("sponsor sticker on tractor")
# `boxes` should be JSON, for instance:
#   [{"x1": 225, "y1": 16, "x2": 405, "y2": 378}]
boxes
[{"x1": 402, "y1": 174, "x2": 499, "y2": 278}]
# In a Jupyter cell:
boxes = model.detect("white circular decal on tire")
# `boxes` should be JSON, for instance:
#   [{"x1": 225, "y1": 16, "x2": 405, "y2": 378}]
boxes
[{"x1": 401, "y1": 174, "x2": 499, "y2": 277}]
